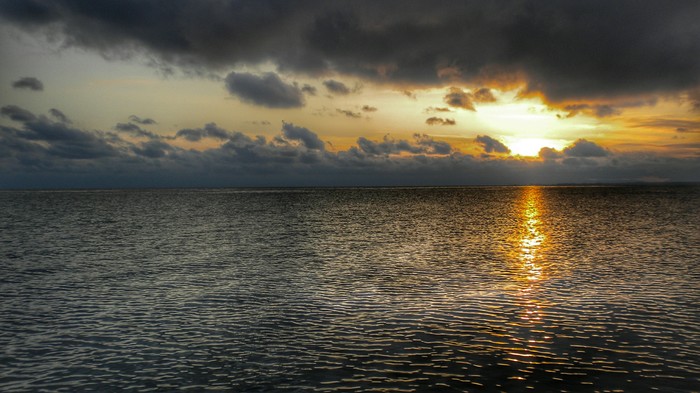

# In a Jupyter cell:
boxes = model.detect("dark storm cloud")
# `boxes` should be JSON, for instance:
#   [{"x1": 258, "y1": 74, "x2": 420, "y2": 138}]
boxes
[
  {"x1": 1, "y1": 110, "x2": 697, "y2": 187},
  {"x1": 361, "y1": 105, "x2": 377, "y2": 112},
  {"x1": 563, "y1": 139, "x2": 609, "y2": 157},
  {"x1": 11, "y1": 77, "x2": 43, "y2": 91},
  {"x1": 425, "y1": 117, "x2": 455, "y2": 126},
  {"x1": 281, "y1": 122, "x2": 325, "y2": 150},
  {"x1": 224, "y1": 72, "x2": 304, "y2": 108},
  {"x1": 475, "y1": 135, "x2": 510, "y2": 154},
  {"x1": 323, "y1": 80, "x2": 351, "y2": 95},
  {"x1": 336, "y1": 109, "x2": 362, "y2": 119},
  {"x1": 128, "y1": 115, "x2": 157, "y2": 125},
  {"x1": 5, "y1": 1, "x2": 696, "y2": 102},
  {"x1": 48, "y1": 108, "x2": 71, "y2": 124}
]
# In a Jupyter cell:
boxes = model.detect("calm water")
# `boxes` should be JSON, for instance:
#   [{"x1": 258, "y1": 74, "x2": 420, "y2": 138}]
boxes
[{"x1": 1, "y1": 186, "x2": 699, "y2": 392}]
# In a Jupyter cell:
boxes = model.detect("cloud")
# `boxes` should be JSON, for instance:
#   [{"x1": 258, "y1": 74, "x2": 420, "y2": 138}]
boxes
[
  {"x1": 356, "y1": 134, "x2": 451, "y2": 156},
  {"x1": 132, "y1": 139, "x2": 173, "y2": 158},
  {"x1": 538, "y1": 147, "x2": 562, "y2": 160},
  {"x1": 475, "y1": 135, "x2": 511, "y2": 154},
  {"x1": 537, "y1": 140, "x2": 612, "y2": 161},
  {"x1": 12, "y1": 77, "x2": 43, "y2": 91},
  {"x1": 425, "y1": 117, "x2": 456, "y2": 126},
  {"x1": 1, "y1": 105, "x2": 37, "y2": 122},
  {"x1": 281, "y1": 122, "x2": 325, "y2": 150},
  {"x1": 336, "y1": 109, "x2": 362, "y2": 118},
  {"x1": 443, "y1": 87, "x2": 498, "y2": 111},
  {"x1": 444, "y1": 87, "x2": 475, "y2": 111},
  {"x1": 0, "y1": 107, "x2": 697, "y2": 187},
  {"x1": 424, "y1": 106, "x2": 452, "y2": 113},
  {"x1": 176, "y1": 123, "x2": 231, "y2": 142},
  {"x1": 2, "y1": 1, "x2": 698, "y2": 103},
  {"x1": 472, "y1": 88, "x2": 497, "y2": 103},
  {"x1": 301, "y1": 84, "x2": 317, "y2": 95},
  {"x1": 413, "y1": 134, "x2": 452, "y2": 154},
  {"x1": 115, "y1": 122, "x2": 161, "y2": 139},
  {"x1": 633, "y1": 118, "x2": 700, "y2": 133},
  {"x1": 0, "y1": 106, "x2": 117, "y2": 159},
  {"x1": 688, "y1": 88, "x2": 700, "y2": 111},
  {"x1": 402, "y1": 90, "x2": 417, "y2": 100},
  {"x1": 562, "y1": 139, "x2": 609, "y2": 157},
  {"x1": 224, "y1": 72, "x2": 304, "y2": 108},
  {"x1": 361, "y1": 105, "x2": 377, "y2": 112},
  {"x1": 561, "y1": 99, "x2": 656, "y2": 118},
  {"x1": 323, "y1": 79, "x2": 351, "y2": 95},
  {"x1": 128, "y1": 115, "x2": 157, "y2": 125},
  {"x1": 115, "y1": 122, "x2": 143, "y2": 133},
  {"x1": 48, "y1": 108, "x2": 71, "y2": 124}
]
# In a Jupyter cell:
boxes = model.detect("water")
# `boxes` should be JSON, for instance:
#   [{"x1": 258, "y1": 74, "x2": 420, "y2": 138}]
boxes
[{"x1": 1, "y1": 186, "x2": 699, "y2": 392}]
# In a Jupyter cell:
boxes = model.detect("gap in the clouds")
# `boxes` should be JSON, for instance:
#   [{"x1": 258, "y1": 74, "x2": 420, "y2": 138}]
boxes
[{"x1": 504, "y1": 137, "x2": 569, "y2": 157}]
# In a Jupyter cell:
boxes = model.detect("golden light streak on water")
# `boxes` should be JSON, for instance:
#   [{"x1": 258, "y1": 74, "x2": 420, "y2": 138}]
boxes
[
  {"x1": 505, "y1": 187, "x2": 552, "y2": 364},
  {"x1": 518, "y1": 187, "x2": 547, "y2": 284}
]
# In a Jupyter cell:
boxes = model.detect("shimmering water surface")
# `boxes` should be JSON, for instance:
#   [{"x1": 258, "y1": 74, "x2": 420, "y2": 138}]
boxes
[{"x1": 1, "y1": 186, "x2": 699, "y2": 392}]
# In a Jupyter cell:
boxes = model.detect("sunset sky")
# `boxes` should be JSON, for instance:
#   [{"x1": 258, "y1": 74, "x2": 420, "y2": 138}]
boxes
[{"x1": 1, "y1": 0, "x2": 699, "y2": 187}]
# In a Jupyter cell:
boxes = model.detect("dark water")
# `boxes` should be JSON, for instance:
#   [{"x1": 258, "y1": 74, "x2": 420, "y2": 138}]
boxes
[{"x1": 1, "y1": 186, "x2": 699, "y2": 392}]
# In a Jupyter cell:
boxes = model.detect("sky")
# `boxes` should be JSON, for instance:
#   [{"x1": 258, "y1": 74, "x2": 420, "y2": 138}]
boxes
[{"x1": 0, "y1": 0, "x2": 699, "y2": 188}]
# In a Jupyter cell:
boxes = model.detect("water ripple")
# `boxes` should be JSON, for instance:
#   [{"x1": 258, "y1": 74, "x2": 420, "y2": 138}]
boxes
[{"x1": 1, "y1": 186, "x2": 698, "y2": 391}]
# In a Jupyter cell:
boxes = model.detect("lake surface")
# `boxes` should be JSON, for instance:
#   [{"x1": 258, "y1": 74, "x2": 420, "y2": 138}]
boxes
[{"x1": 1, "y1": 186, "x2": 699, "y2": 392}]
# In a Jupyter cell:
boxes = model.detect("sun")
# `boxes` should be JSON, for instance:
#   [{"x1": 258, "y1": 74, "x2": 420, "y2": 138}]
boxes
[
  {"x1": 474, "y1": 94, "x2": 589, "y2": 157},
  {"x1": 504, "y1": 137, "x2": 568, "y2": 157}
]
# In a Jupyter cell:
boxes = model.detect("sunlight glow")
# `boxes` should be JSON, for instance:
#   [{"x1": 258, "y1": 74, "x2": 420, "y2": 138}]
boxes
[{"x1": 505, "y1": 137, "x2": 568, "y2": 157}]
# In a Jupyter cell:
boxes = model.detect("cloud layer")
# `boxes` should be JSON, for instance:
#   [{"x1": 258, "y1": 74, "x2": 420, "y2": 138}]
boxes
[
  {"x1": 2, "y1": 1, "x2": 698, "y2": 103},
  {"x1": 1, "y1": 105, "x2": 697, "y2": 188}
]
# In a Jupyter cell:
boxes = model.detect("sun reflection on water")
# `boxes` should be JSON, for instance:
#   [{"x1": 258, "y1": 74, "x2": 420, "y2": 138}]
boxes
[
  {"x1": 518, "y1": 187, "x2": 547, "y2": 283},
  {"x1": 505, "y1": 187, "x2": 552, "y2": 363}
]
